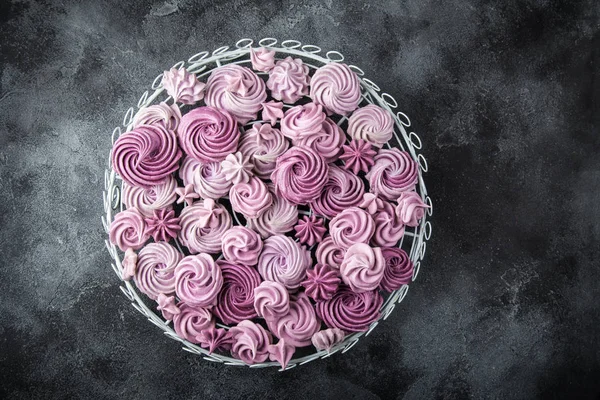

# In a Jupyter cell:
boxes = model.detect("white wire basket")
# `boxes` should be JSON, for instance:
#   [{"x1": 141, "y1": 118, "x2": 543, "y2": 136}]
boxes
[{"x1": 102, "y1": 38, "x2": 433, "y2": 370}]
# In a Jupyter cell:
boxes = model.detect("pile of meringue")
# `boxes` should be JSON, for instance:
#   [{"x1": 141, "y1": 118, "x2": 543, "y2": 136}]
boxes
[{"x1": 109, "y1": 47, "x2": 429, "y2": 369}]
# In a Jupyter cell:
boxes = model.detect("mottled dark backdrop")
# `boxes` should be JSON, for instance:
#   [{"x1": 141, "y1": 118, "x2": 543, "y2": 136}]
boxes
[{"x1": 0, "y1": 0, "x2": 598, "y2": 398}]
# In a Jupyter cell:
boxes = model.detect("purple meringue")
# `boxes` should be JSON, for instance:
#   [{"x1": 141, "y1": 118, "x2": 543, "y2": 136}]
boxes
[
  {"x1": 229, "y1": 320, "x2": 272, "y2": 364},
  {"x1": 371, "y1": 200, "x2": 405, "y2": 247},
  {"x1": 366, "y1": 148, "x2": 418, "y2": 201},
  {"x1": 196, "y1": 327, "x2": 233, "y2": 354},
  {"x1": 311, "y1": 328, "x2": 345, "y2": 352},
  {"x1": 161, "y1": 67, "x2": 206, "y2": 105},
  {"x1": 179, "y1": 157, "x2": 232, "y2": 200},
  {"x1": 257, "y1": 235, "x2": 311, "y2": 290},
  {"x1": 221, "y1": 226, "x2": 263, "y2": 266},
  {"x1": 178, "y1": 199, "x2": 232, "y2": 254},
  {"x1": 144, "y1": 208, "x2": 181, "y2": 243},
  {"x1": 121, "y1": 248, "x2": 137, "y2": 281},
  {"x1": 268, "y1": 339, "x2": 295, "y2": 370},
  {"x1": 175, "y1": 254, "x2": 223, "y2": 307},
  {"x1": 220, "y1": 151, "x2": 254, "y2": 185},
  {"x1": 247, "y1": 184, "x2": 298, "y2": 239},
  {"x1": 261, "y1": 101, "x2": 284, "y2": 125},
  {"x1": 293, "y1": 215, "x2": 326, "y2": 247},
  {"x1": 301, "y1": 263, "x2": 341, "y2": 302},
  {"x1": 280, "y1": 103, "x2": 326, "y2": 142},
  {"x1": 253, "y1": 280, "x2": 290, "y2": 320},
  {"x1": 347, "y1": 104, "x2": 394, "y2": 147},
  {"x1": 315, "y1": 285, "x2": 383, "y2": 332},
  {"x1": 267, "y1": 57, "x2": 310, "y2": 104},
  {"x1": 339, "y1": 243, "x2": 386, "y2": 293},
  {"x1": 396, "y1": 191, "x2": 430, "y2": 227},
  {"x1": 266, "y1": 293, "x2": 320, "y2": 347},
  {"x1": 238, "y1": 123, "x2": 289, "y2": 180},
  {"x1": 310, "y1": 165, "x2": 365, "y2": 219},
  {"x1": 379, "y1": 247, "x2": 414, "y2": 292},
  {"x1": 310, "y1": 63, "x2": 361, "y2": 116},
  {"x1": 329, "y1": 207, "x2": 375, "y2": 249},
  {"x1": 250, "y1": 47, "x2": 275, "y2": 72},
  {"x1": 156, "y1": 292, "x2": 180, "y2": 321},
  {"x1": 339, "y1": 139, "x2": 377, "y2": 175},
  {"x1": 132, "y1": 101, "x2": 182, "y2": 131},
  {"x1": 213, "y1": 260, "x2": 261, "y2": 325},
  {"x1": 109, "y1": 208, "x2": 149, "y2": 252},
  {"x1": 293, "y1": 117, "x2": 345, "y2": 163},
  {"x1": 122, "y1": 175, "x2": 178, "y2": 218},
  {"x1": 229, "y1": 176, "x2": 273, "y2": 218},
  {"x1": 134, "y1": 242, "x2": 182, "y2": 300},
  {"x1": 316, "y1": 236, "x2": 346, "y2": 272},
  {"x1": 173, "y1": 302, "x2": 215, "y2": 344}
]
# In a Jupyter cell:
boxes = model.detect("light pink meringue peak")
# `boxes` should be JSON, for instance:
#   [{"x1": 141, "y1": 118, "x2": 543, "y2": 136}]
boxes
[
  {"x1": 196, "y1": 327, "x2": 233, "y2": 354},
  {"x1": 396, "y1": 191, "x2": 430, "y2": 227},
  {"x1": 174, "y1": 184, "x2": 199, "y2": 206},
  {"x1": 250, "y1": 47, "x2": 275, "y2": 72},
  {"x1": 221, "y1": 151, "x2": 254, "y2": 185},
  {"x1": 261, "y1": 101, "x2": 284, "y2": 125},
  {"x1": 268, "y1": 339, "x2": 295, "y2": 370},
  {"x1": 121, "y1": 248, "x2": 137, "y2": 281},
  {"x1": 161, "y1": 67, "x2": 206, "y2": 105},
  {"x1": 156, "y1": 292, "x2": 180, "y2": 321}
]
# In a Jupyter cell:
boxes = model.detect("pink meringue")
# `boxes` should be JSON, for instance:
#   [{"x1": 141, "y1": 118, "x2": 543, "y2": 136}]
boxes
[
  {"x1": 316, "y1": 236, "x2": 346, "y2": 271},
  {"x1": 293, "y1": 117, "x2": 345, "y2": 163},
  {"x1": 179, "y1": 157, "x2": 232, "y2": 200},
  {"x1": 266, "y1": 293, "x2": 320, "y2": 347},
  {"x1": 310, "y1": 63, "x2": 361, "y2": 116},
  {"x1": 253, "y1": 280, "x2": 290, "y2": 321},
  {"x1": 134, "y1": 242, "x2": 182, "y2": 300},
  {"x1": 175, "y1": 254, "x2": 223, "y2": 307},
  {"x1": 250, "y1": 47, "x2": 275, "y2": 72},
  {"x1": 122, "y1": 175, "x2": 178, "y2": 217},
  {"x1": 174, "y1": 184, "x2": 199, "y2": 206},
  {"x1": 301, "y1": 263, "x2": 341, "y2": 302},
  {"x1": 161, "y1": 67, "x2": 206, "y2": 104},
  {"x1": 315, "y1": 285, "x2": 383, "y2": 332},
  {"x1": 380, "y1": 247, "x2": 414, "y2": 292},
  {"x1": 268, "y1": 339, "x2": 295, "y2": 370},
  {"x1": 112, "y1": 124, "x2": 181, "y2": 188},
  {"x1": 132, "y1": 102, "x2": 182, "y2": 131},
  {"x1": 311, "y1": 328, "x2": 345, "y2": 352},
  {"x1": 329, "y1": 207, "x2": 375, "y2": 249},
  {"x1": 109, "y1": 208, "x2": 149, "y2": 252},
  {"x1": 261, "y1": 101, "x2": 284, "y2": 125},
  {"x1": 257, "y1": 234, "x2": 311, "y2": 290},
  {"x1": 213, "y1": 260, "x2": 261, "y2": 324},
  {"x1": 396, "y1": 191, "x2": 430, "y2": 227},
  {"x1": 359, "y1": 193, "x2": 384, "y2": 215},
  {"x1": 339, "y1": 243, "x2": 386, "y2": 293},
  {"x1": 177, "y1": 106, "x2": 240, "y2": 163},
  {"x1": 371, "y1": 200, "x2": 405, "y2": 247},
  {"x1": 205, "y1": 65, "x2": 267, "y2": 124},
  {"x1": 121, "y1": 248, "x2": 137, "y2": 281},
  {"x1": 340, "y1": 139, "x2": 377, "y2": 175},
  {"x1": 221, "y1": 226, "x2": 263, "y2": 266},
  {"x1": 229, "y1": 176, "x2": 272, "y2": 218},
  {"x1": 247, "y1": 184, "x2": 298, "y2": 239},
  {"x1": 280, "y1": 103, "x2": 326, "y2": 142},
  {"x1": 144, "y1": 208, "x2": 181, "y2": 243},
  {"x1": 196, "y1": 327, "x2": 233, "y2": 354},
  {"x1": 366, "y1": 148, "x2": 418, "y2": 201},
  {"x1": 238, "y1": 123, "x2": 289, "y2": 180},
  {"x1": 173, "y1": 302, "x2": 215, "y2": 344},
  {"x1": 178, "y1": 199, "x2": 232, "y2": 254},
  {"x1": 271, "y1": 146, "x2": 329, "y2": 205},
  {"x1": 293, "y1": 215, "x2": 326, "y2": 247},
  {"x1": 156, "y1": 292, "x2": 180, "y2": 321},
  {"x1": 220, "y1": 151, "x2": 254, "y2": 185},
  {"x1": 310, "y1": 165, "x2": 365, "y2": 219},
  {"x1": 347, "y1": 104, "x2": 394, "y2": 147},
  {"x1": 267, "y1": 57, "x2": 310, "y2": 104},
  {"x1": 229, "y1": 320, "x2": 272, "y2": 364}
]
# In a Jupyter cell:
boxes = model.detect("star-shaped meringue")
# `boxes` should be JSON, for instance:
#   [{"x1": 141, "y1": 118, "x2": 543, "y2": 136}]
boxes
[
  {"x1": 301, "y1": 263, "x2": 341, "y2": 302},
  {"x1": 175, "y1": 184, "x2": 199, "y2": 206},
  {"x1": 293, "y1": 215, "x2": 326, "y2": 247},
  {"x1": 339, "y1": 139, "x2": 377, "y2": 174},
  {"x1": 157, "y1": 293, "x2": 180, "y2": 321},
  {"x1": 359, "y1": 193, "x2": 384, "y2": 215},
  {"x1": 261, "y1": 101, "x2": 284, "y2": 125},
  {"x1": 268, "y1": 339, "x2": 295, "y2": 370},
  {"x1": 220, "y1": 151, "x2": 254, "y2": 185},
  {"x1": 253, "y1": 123, "x2": 278, "y2": 146},
  {"x1": 197, "y1": 199, "x2": 224, "y2": 229},
  {"x1": 145, "y1": 208, "x2": 181, "y2": 242},
  {"x1": 225, "y1": 74, "x2": 252, "y2": 96},
  {"x1": 196, "y1": 327, "x2": 234, "y2": 354},
  {"x1": 121, "y1": 248, "x2": 137, "y2": 281}
]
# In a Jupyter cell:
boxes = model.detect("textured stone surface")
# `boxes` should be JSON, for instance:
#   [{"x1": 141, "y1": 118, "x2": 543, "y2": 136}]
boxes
[{"x1": 0, "y1": 0, "x2": 598, "y2": 398}]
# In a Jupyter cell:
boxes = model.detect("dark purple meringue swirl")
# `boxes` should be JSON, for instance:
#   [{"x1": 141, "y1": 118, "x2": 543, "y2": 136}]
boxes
[
  {"x1": 177, "y1": 106, "x2": 240, "y2": 163},
  {"x1": 112, "y1": 125, "x2": 182, "y2": 188},
  {"x1": 310, "y1": 165, "x2": 365, "y2": 219},
  {"x1": 366, "y1": 148, "x2": 418, "y2": 201},
  {"x1": 213, "y1": 260, "x2": 261, "y2": 325},
  {"x1": 315, "y1": 285, "x2": 383, "y2": 332},
  {"x1": 379, "y1": 247, "x2": 414, "y2": 292}
]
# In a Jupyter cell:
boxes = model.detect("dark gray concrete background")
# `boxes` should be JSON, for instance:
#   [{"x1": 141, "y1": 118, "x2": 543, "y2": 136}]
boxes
[{"x1": 0, "y1": 0, "x2": 598, "y2": 398}]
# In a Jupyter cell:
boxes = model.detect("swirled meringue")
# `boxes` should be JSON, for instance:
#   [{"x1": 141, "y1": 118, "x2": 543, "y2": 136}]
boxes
[
  {"x1": 347, "y1": 104, "x2": 394, "y2": 147},
  {"x1": 220, "y1": 151, "x2": 253, "y2": 185},
  {"x1": 238, "y1": 123, "x2": 289, "y2": 179},
  {"x1": 339, "y1": 139, "x2": 377, "y2": 175},
  {"x1": 213, "y1": 260, "x2": 261, "y2": 324},
  {"x1": 109, "y1": 208, "x2": 149, "y2": 251},
  {"x1": 247, "y1": 185, "x2": 298, "y2": 238},
  {"x1": 266, "y1": 293, "x2": 320, "y2": 347},
  {"x1": 112, "y1": 124, "x2": 182, "y2": 188},
  {"x1": 156, "y1": 292, "x2": 180, "y2": 321},
  {"x1": 261, "y1": 101, "x2": 284, "y2": 125},
  {"x1": 396, "y1": 191, "x2": 429, "y2": 227},
  {"x1": 196, "y1": 327, "x2": 233, "y2": 354},
  {"x1": 161, "y1": 67, "x2": 206, "y2": 105},
  {"x1": 205, "y1": 65, "x2": 267, "y2": 124},
  {"x1": 380, "y1": 247, "x2": 413, "y2": 292},
  {"x1": 172, "y1": 302, "x2": 215, "y2": 344},
  {"x1": 221, "y1": 226, "x2": 263, "y2": 266},
  {"x1": 359, "y1": 193, "x2": 384, "y2": 215},
  {"x1": 229, "y1": 320, "x2": 272, "y2": 364},
  {"x1": 293, "y1": 117, "x2": 345, "y2": 163},
  {"x1": 267, "y1": 57, "x2": 310, "y2": 104},
  {"x1": 271, "y1": 146, "x2": 329, "y2": 205},
  {"x1": 229, "y1": 176, "x2": 272, "y2": 218},
  {"x1": 177, "y1": 106, "x2": 240, "y2": 163},
  {"x1": 315, "y1": 285, "x2": 383, "y2": 332},
  {"x1": 121, "y1": 248, "x2": 137, "y2": 281},
  {"x1": 366, "y1": 149, "x2": 418, "y2": 201},
  {"x1": 257, "y1": 235, "x2": 311, "y2": 290},
  {"x1": 132, "y1": 102, "x2": 182, "y2": 132},
  {"x1": 134, "y1": 242, "x2": 183, "y2": 300},
  {"x1": 268, "y1": 339, "x2": 295, "y2": 370},
  {"x1": 316, "y1": 236, "x2": 346, "y2": 271},
  {"x1": 253, "y1": 280, "x2": 290, "y2": 320},
  {"x1": 329, "y1": 207, "x2": 375, "y2": 249},
  {"x1": 179, "y1": 157, "x2": 232, "y2": 200},
  {"x1": 122, "y1": 175, "x2": 178, "y2": 218},
  {"x1": 144, "y1": 208, "x2": 181, "y2": 243},
  {"x1": 301, "y1": 263, "x2": 341, "y2": 301},
  {"x1": 250, "y1": 47, "x2": 275, "y2": 72},
  {"x1": 310, "y1": 63, "x2": 361, "y2": 116},
  {"x1": 174, "y1": 184, "x2": 199, "y2": 206},
  {"x1": 178, "y1": 199, "x2": 232, "y2": 254},
  {"x1": 310, "y1": 165, "x2": 365, "y2": 219},
  {"x1": 280, "y1": 103, "x2": 326, "y2": 142},
  {"x1": 293, "y1": 215, "x2": 326, "y2": 247},
  {"x1": 311, "y1": 328, "x2": 345, "y2": 352},
  {"x1": 339, "y1": 243, "x2": 385, "y2": 293},
  {"x1": 371, "y1": 200, "x2": 405, "y2": 247},
  {"x1": 175, "y1": 254, "x2": 223, "y2": 307}
]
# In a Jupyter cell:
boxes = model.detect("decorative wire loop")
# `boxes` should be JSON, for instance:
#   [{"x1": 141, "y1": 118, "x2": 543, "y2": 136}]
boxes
[
  {"x1": 425, "y1": 196, "x2": 433, "y2": 216},
  {"x1": 381, "y1": 93, "x2": 398, "y2": 108},
  {"x1": 396, "y1": 111, "x2": 411, "y2": 127},
  {"x1": 362, "y1": 78, "x2": 381, "y2": 91},
  {"x1": 111, "y1": 127, "x2": 121, "y2": 145},
  {"x1": 171, "y1": 60, "x2": 185, "y2": 70},
  {"x1": 326, "y1": 50, "x2": 345, "y2": 62},
  {"x1": 281, "y1": 39, "x2": 302, "y2": 49},
  {"x1": 398, "y1": 285, "x2": 409, "y2": 303},
  {"x1": 413, "y1": 261, "x2": 421, "y2": 281},
  {"x1": 341, "y1": 339, "x2": 359, "y2": 353},
  {"x1": 425, "y1": 221, "x2": 432, "y2": 240},
  {"x1": 301, "y1": 44, "x2": 322, "y2": 54},
  {"x1": 235, "y1": 38, "x2": 254, "y2": 48},
  {"x1": 122, "y1": 107, "x2": 134, "y2": 127},
  {"x1": 409, "y1": 132, "x2": 422, "y2": 149},
  {"x1": 137, "y1": 91, "x2": 149, "y2": 109},
  {"x1": 418, "y1": 154, "x2": 428, "y2": 172},
  {"x1": 348, "y1": 64, "x2": 365, "y2": 76},
  {"x1": 111, "y1": 185, "x2": 120, "y2": 210},
  {"x1": 212, "y1": 46, "x2": 230, "y2": 56},
  {"x1": 151, "y1": 73, "x2": 164, "y2": 90},
  {"x1": 258, "y1": 37, "x2": 278, "y2": 47},
  {"x1": 188, "y1": 51, "x2": 209, "y2": 63},
  {"x1": 420, "y1": 242, "x2": 427, "y2": 260}
]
